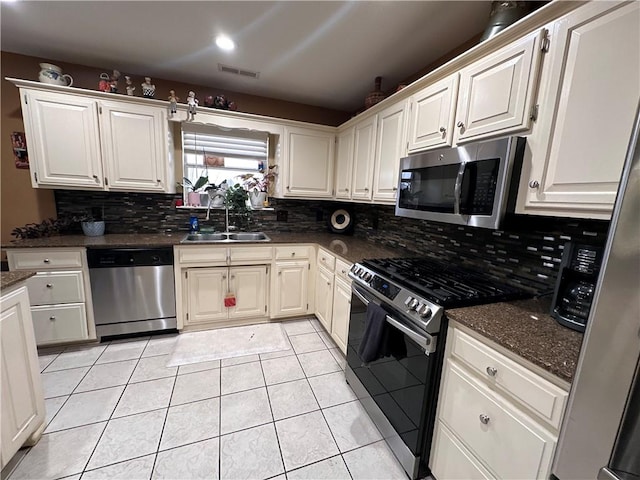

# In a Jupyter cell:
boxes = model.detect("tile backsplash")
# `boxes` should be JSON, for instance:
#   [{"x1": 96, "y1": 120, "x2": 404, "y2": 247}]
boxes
[{"x1": 55, "y1": 191, "x2": 610, "y2": 295}]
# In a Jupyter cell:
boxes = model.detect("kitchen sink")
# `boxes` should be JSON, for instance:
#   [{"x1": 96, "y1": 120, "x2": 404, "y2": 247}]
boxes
[{"x1": 180, "y1": 232, "x2": 271, "y2": 243}]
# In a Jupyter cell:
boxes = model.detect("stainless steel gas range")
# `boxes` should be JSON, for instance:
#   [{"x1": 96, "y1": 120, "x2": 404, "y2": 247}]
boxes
[{"x1": 346, "y1": 257, "x2": 527, "y2": 479}]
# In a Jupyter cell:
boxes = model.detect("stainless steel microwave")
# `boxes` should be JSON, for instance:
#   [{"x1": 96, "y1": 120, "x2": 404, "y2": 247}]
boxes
[{"x1": 395, "y1": 136, "x2": 526, "y2": 229}]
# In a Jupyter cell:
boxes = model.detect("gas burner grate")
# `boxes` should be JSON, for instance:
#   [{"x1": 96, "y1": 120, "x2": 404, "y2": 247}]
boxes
[{"x1": 362, "y1": 257, "x2": 527, "y2": 307}]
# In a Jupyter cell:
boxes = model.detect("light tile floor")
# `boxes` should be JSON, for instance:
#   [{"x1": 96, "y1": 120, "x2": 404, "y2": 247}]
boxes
[{"x1": 6, "y1": 317, "x2": 408, "y2": 480}]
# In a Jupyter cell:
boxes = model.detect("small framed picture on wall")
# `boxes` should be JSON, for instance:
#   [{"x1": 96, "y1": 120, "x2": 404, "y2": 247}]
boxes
[{"x1": 11, "y1": 131, "x2": 29, "y2": 169}]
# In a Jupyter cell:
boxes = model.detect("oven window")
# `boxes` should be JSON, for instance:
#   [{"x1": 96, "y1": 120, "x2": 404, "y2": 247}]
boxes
[
  {"x1": 398, "y1": 164, "x2": 459, "y2": 213},
  {"x1": 347, "y1": 295, "x2": 437, "y2": 455}
]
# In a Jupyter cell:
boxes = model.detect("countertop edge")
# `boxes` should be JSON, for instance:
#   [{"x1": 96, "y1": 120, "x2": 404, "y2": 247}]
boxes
[{"x1": 1, "y1": 271, "x2": 37, "y2": 291}]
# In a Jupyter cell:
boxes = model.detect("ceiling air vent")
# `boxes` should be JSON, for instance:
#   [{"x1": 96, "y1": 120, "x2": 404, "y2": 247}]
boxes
[{"x1": 218, "y1": 64, "x2": 260, "y2": 79}]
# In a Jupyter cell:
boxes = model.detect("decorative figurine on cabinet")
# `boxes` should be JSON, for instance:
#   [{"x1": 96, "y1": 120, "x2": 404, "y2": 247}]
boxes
[
  {"x1": 141, "y1": 77, "x2": 156, "y2": 98},
  {"x1": 109, "y1": 70, "x2": 121, "y2": 93},
  {"x1": 168, "y1": 90, "x2": 179, "y2": 118},
  {"x1": 98, "y1": 72, "x2": 111, "y2": 92},
  {"x1": 186, "y1": 91, "x2": 198, "y2": 121},
  {"x1": 125, "y1": 76, "x2": 135, "y2": 96}
]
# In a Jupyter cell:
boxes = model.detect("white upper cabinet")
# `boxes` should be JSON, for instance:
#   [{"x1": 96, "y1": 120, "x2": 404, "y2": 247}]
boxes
[
  {"x1": 335, "y1": 127, "x2": 354, "y2": 200},
  {"x1": 283, "y1": 125, "x2": 335, "y2": 198},
  {"x1": 373, "y1": 100, "x2": 408, "y2": 203},
  {"x1": 99, "y1": 101, "x2": 167, "y2": 192},
  {"x1": 408, "y1": 74, "x2": 459, "y2": 152},
  {"x1": 454, "y1": 29, "x2": 544, "y2": 143},
  {"x1": 351, "y1": 114, "x2": 377, "y2": 201},
  {"x1": 21, "y1": 90, "x2": 103, "y2": 189},
  {"x1": 19, "y1": 87, "x2": 172, "y2": 193},
  {"x1": 519, "y1": 1, "x2": 639, "y2": 219}
]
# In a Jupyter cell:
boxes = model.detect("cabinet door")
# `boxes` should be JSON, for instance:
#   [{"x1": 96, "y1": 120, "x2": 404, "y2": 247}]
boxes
[
  {"x1": 315, "y1": 266, "x2": 334, "y2": 332},
  {"x1": 283, "y1": 126, "x2": 335, "y2": 198},
  {"x1": 1, "y1": 287, "x2": 45, "y2": 468},
  {"x1": 335, "y1": 127, "x2": 354, "y2": 199},
  {"x1": 331, "y1": 278, "x2": 351, "y2": 354},
  {"x1": 100, "y1": 101, "x2": 168, "y2": 192},
  {"x1": 272, "y1": 261, "x2": 309, "y2": 318},
  {"x1": 522, "y1": 1, "x2": 639, "y2": 219},
  {"x1": 351, "y1": 115, "x2": 377, "y2": 200},
  {"x1": 228, "y1": 266, "x2": 268, "y2": 320},
  {"x1": 454, "y1": 30, "x2": 544, "y2": 143},
  {"x1": 22, "y1": 90, "x2": 103, "y2": 189},
  {"x1": 373, "y1": 101, "x2": 408, "y2": 203},
  {"x1": 186, "y1": 268, "x2": 227, "y2": 325},
  {"x1": 408, "y1": 74, "x2": 459, "y2": 152}
]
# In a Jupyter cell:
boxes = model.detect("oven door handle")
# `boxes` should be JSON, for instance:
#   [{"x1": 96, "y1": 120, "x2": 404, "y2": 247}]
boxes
[
  {"x1": 454, "y1": 162, "x2": 466, "y2": 215},
  {"x1": 352, "y1": 287, "x2": 436, "y2": 354}
]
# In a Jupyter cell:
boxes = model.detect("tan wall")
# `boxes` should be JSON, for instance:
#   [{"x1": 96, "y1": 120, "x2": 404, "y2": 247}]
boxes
[{"x1": 0, "y1": 51, "x2": 351, "y2": 248}]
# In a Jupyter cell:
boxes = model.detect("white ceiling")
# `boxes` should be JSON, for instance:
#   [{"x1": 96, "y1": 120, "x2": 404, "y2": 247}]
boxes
[{"x1": 1, "y1": 1, "x2": 493, "y2": 112}]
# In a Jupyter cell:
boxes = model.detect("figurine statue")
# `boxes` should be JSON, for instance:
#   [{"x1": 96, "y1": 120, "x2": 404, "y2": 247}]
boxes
[
  {"x1": 141, "y1": 77, "x2": 156, "y2": 98},
  {"x1": 186, "y1": 91, "x2": 198, "y2": 121},
  {"x1": 109, "y1": 70, "x2": 120, "y2": 93},
  {"x1": 125, "y1": 76, "x2": 135, "y2": 96},
  {"x1": 168, "y1": 90, "x2": 179, "y2": 118}
]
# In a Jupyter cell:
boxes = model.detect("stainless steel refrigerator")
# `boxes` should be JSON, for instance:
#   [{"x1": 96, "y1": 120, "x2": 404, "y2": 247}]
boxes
[{"x1": 552, "y1": 105, "x2": 640, "y2": 480}]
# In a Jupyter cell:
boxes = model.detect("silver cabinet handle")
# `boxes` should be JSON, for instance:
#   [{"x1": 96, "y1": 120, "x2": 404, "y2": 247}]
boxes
[
  {"x1": 286, "y1": 186, "x2": 290, "y2": 190},
  {"x1": 392, "y1": 186, "x2": 398, "y2": 191},
  {"x1": 46, "y1": 283, "x2": 53, "y2": 288},
  {"x1": 345, "y1": 188, "x2": 349, "y2": 191},
  {"x1": 529, "y1": 180, "x2": 540, "y2": 189},
  {"x1": 457, "y1": 121, "x2": 464, "y2": 128},
  {"x1": 479, "y1": 414, "x2": 490, "y2": 425},
  {"x1": 278, "y1": 271, "x2": 282, "y2": 276},
  {"x1": 43, "y1": 258, "x2": 50, "y2": 264},
  {"x1": 222, "y1": 275, "x2": 227, "y2": 280},
  {"x1": 93, "y1": 175, "x2": 99, "y2": 182},
  {"x1": 364, "y1": 187, "x2": 369, "y2": 192},
  {"x1": 291, "y1": 252, "x2": 296, "y2": 257},
  {"x1": 327, "y1": 282, "x2": 331, "y2": 286},
  {"x1": 439, "y1": 127, "x2": 446, "y2": 133},
  {"x1": 486, "y1": 366, "x2": 497, "y2": 377},
  {"x1": 49, "y1": 315, "x2": 56, "y2": 321},
  {"x1": 341, "y1": 270, "x2": 346, "y2": 274}
]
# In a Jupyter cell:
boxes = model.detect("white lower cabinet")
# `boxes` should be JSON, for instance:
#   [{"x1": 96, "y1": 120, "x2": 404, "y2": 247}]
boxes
[
  {"x1": 330, "y1": 277, "x2": 351, "y2": 353},
  {"x1": 271, "y1": 260, "x2": 310, "y2": 318},
  {"x1": 314, "y1": 266, "x2": 334, "y2": 331},
  {"x1": 7, "y1": 248, "x2": 96, "y2": 346},
  {"x1": 431, "y1": 325, "x2": 568, "y2": 480},
  {"x1": 314, "y1": 249, "x2": 352, "y2": 354},
  {"x1": 185, "y1": 266, "x2": 268, "y2": 328},
  {"x1": 1, "y1": 285, "x2": 46, "y2": 469}
]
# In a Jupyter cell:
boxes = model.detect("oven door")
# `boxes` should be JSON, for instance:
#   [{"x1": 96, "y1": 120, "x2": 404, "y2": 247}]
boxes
[{"x1": 346, "y1": 285, "x2": 442, "y2": 479}]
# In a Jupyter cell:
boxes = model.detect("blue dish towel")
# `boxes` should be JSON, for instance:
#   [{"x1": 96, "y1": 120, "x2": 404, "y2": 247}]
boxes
[{"x1": 358, "y1": 302, "x2": 407, "y2": 363}]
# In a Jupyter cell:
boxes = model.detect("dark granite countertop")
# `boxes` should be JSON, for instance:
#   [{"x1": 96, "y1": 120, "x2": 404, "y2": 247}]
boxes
[
  {"x1": 1, "y1": 232, "x2": 404, "y2": 265},
  {"x1": 1, "y1": 271, "x2": 37, "y2": 290},
  {"x1": 447, "y1": 298, "x2": 583, "y2": 383}
]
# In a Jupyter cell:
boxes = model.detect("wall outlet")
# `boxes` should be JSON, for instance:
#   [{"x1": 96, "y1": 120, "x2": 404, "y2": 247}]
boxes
[{"x1": 276, "y1": 210, "x2": 288, "y2": 222}]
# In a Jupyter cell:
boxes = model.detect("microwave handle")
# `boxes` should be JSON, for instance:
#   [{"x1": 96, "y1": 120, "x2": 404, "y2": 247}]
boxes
[{"x1": 454, "y1": 162, "x2": 466, "y2": 215}]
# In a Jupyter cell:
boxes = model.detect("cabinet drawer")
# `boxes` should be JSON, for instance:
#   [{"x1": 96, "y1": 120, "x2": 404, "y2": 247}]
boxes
[
  {"x1": 229, "y1": 246, "x2": 273, "y2": 264},
  {"x1": 274, "y1": 245, "x2": 310, "y2": 260},
  {"x1": 451, "y1": 328, "x2": 568, "y2": 429},
  {"x1": 27, "y1": 271, "x2": 85, "y2": 306},
  {"x1": 431, "y1": 421, "x2": 493, "y2": 480},
  {"x1": 8, "y1": 249, "x2": 83, "y2": 270},
  {"x1": 440, "y1": 360, "x2": 555, "y2": 480},
  {"x1": 335, "y1": 259, "x2": 352, "y2": 283},
  {"x1": 177, "y1": 246, "x2": 228, "y2": 265},
  {"x1": 31, "y1": 304, "x2": 88, "y2": 345},
  {"x1": 317, "y1": 248, "x2": 336, "y2": 272}
]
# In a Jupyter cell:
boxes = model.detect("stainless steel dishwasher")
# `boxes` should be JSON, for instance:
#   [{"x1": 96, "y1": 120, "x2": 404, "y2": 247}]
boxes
[{"x1": 87, "y1": 247, "x2": 176, "y2": 339}]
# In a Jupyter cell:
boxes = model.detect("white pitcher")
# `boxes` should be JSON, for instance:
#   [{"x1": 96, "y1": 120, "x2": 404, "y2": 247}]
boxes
[{"x1": 38, "y1": 63, "x2": 73, "y2": 86}]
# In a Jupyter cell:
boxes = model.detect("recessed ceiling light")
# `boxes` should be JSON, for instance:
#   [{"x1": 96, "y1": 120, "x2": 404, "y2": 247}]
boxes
[{"x1": 215, "y1": 35, "x2": 235, "y2": 51}]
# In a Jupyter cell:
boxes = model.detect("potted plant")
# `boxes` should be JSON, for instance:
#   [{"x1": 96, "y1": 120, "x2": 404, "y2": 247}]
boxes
[
  {"x1": 242, "y1": 167, "x2": 277, "y2": 208},
  {"x1": 205, "y1": 181, "x2": 227, "y2": 208},
  {"x1": 180, "y1": 175, "x2": 210, "y2": 206},
  {"x1": 80, "y1": 207, "x2": 105, "y2": 237},
  {"x1": 224, "y1": 183, "x2": 251, "y2": 230}
]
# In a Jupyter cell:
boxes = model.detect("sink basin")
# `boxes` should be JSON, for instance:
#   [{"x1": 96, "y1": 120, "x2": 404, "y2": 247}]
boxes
[
  {"x1": 181, "y1": 232, "x2": 271, "y2": 243},
  {"x1": 227, "y1": 232, "x2": 270, "y2": 241}
]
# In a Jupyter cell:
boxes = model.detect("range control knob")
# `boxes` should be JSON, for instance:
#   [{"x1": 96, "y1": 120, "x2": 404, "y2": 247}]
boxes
[
  {"x1": 408, "y1": 299, "x2": 419, "y2": 310},
  {"x1": 364, "y1": 273, "x2": 373, "y2": 282},
  {"x1": 404, "y1": 296, "x2": 414, "y2": 307},
  {"x1": 359, "y1": 271, "x2": 368, "y2": 279},
  {"x1": 417, "y1": 304, "x2": 432, "y2": 318}
]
